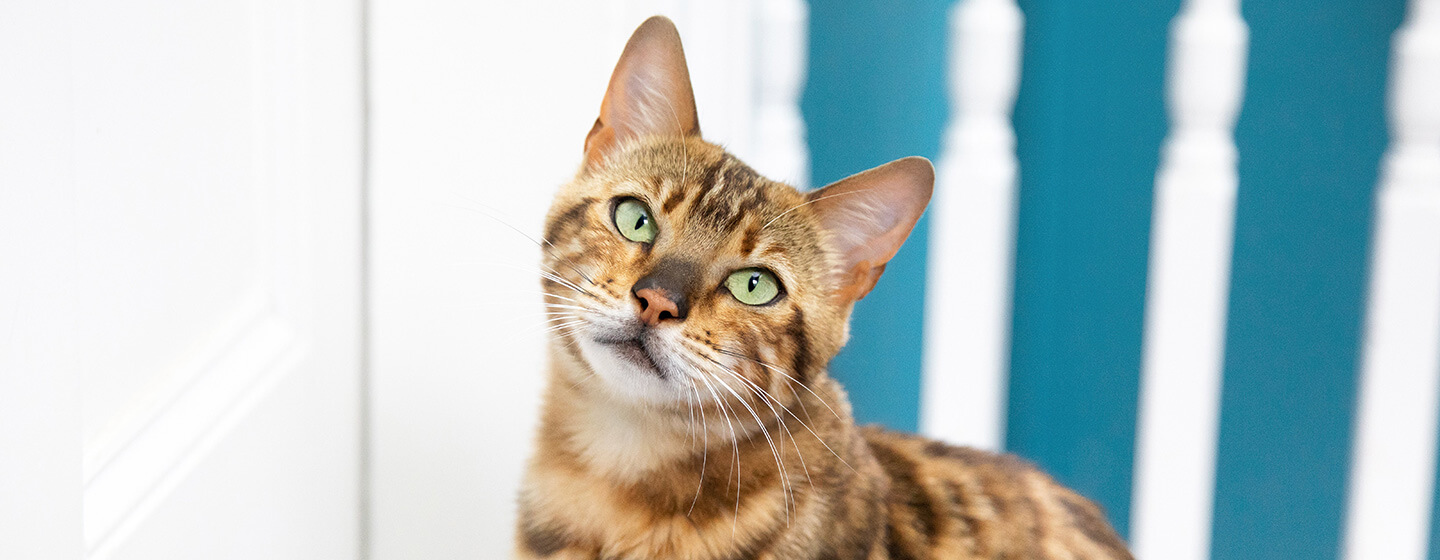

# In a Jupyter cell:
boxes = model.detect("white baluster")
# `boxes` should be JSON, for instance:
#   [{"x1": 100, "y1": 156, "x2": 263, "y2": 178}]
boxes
[
  {"x1": 1343, "y1": 1, "x2": 1440, "y2": 559},
  {"x1": 920, "y1": 0, "x2": 1023, "y2": 451},
  {"x1": 749, "y1": 0, "x2": 808, "y2": 188},
  {"x1": 1130, "y1": 1, "x2": 1247, "y2": 559}
]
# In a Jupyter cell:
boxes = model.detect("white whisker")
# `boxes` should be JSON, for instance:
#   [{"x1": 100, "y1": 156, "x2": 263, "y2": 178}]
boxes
[
  {"x1": 699, "y1": 355, "x2": 802, "y2": 519},
  {"x1": 704, "y1": 355, "x2": 815, "y2": 492},
  {"x1": 717, "y1": 347, "x2": 843, "y2": 422},
  {"x1": 698, "y1": 344, "x2": 856, "y2": 474},
  {"x1": 760, "y1": 188, "x2": 876, "y2": 233},
  {"x1": 688, "y1": 368, "x2": 742, "y2": 536},
  {"x1": 687, "y1": 381, "x2": 709, "y2": 516},
  {"x1": 440, "y1": 193, "x2": 598, "y2": 286},
  {"x1": 542, "y1": 303, "x2": 593, "y2": 313},
  {"x1": 682, "y1": 353, "x2": 793, "y2": 526}
]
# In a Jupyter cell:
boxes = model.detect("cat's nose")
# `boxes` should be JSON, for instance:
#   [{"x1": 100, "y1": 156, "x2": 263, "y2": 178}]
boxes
[
  {"x1": 631, "y1": 258, "x2": 696, "y2": 325},
  {"x1": 633, "y1": 287, "x2": 685, "y2": 325}
]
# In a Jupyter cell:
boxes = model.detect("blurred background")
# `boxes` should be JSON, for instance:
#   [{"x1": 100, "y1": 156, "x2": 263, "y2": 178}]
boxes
[{"x1": 2, "y1": 0, "x2": 1437, "y2": 559}]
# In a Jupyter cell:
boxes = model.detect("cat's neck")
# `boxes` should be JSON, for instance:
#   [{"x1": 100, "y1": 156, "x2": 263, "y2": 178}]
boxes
[{"x1": 534, "y1": 342, "x2": 847, "y2": 485}]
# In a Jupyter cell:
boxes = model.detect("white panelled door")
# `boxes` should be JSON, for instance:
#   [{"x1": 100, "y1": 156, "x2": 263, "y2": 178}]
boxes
[{"x1": 0, "y1": 0, "x2": 365, "y2": 558}]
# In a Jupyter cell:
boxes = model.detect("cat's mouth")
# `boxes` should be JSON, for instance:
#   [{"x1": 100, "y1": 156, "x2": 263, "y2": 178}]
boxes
[
  {"x1": 577, "y1": 322, "x2": 688, "y2": 404},
  {"x1": 596, "y1": 336, "x2": 665, "y2": 378}
]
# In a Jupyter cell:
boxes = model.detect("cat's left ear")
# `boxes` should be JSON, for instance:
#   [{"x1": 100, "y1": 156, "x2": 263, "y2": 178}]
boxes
[
  {"x1": 807, "y1": 157, "x2": 934, "y2": 303},
  {"x1": 584, "y1": 16, "x2": 700, "y2": 169}
]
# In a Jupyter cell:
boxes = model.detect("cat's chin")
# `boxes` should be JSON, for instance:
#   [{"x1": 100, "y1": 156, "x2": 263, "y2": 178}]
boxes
[{"x1": 575, "y1": 333, "x2": 691, "y2": 407}]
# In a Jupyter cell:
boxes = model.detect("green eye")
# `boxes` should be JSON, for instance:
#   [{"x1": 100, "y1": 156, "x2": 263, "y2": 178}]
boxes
[
  {"x1": 725, "y1": 268, "x2": 781, "y2": 306},
  {"x1": 613, "y1": 198, "x2": 657, "y2": 244}
]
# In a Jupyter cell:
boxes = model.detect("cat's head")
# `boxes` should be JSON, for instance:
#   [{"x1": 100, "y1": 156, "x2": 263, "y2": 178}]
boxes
[{"x1": 541, "y1": 17, "x2": 932, "y2": 411}]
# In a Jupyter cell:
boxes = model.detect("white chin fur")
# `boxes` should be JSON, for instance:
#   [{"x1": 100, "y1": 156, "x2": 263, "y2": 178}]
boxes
[{"x1": 575, "y1": 335, "x2": 689, "y2": 406}]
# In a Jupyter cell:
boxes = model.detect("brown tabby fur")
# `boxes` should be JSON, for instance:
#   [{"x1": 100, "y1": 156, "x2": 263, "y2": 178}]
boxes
[{"x1": 516, "y1": 16, "x2": 1132, "y2": 560}]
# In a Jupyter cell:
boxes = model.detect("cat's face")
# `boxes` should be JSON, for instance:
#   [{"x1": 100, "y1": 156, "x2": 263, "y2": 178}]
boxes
[
  {"x1": 538, "y1": 17, "x2": 931, "y2": 412},
  {"x1": 542, "y1": 138, "x2": 840, "y2": 407}
]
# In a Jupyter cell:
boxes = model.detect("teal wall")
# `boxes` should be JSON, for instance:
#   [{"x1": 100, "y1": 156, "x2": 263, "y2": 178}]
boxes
[
  {"x1": 1004, "y1": 0, "x2": 1178, "y2": 538},
  {"x1": 803, "y1": 0, "x2": 952, "y2": 432},
  {"x1": 1210, "y1": 1, "x2": 1401, "y2": 558},
  {"x1": 803, "y1": 0, "x2": 1411, "y2": 556}
]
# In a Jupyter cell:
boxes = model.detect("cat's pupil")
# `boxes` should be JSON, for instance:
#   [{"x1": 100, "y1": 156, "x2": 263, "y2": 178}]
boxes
[
  {"x1": 633, "y1": 214, "x2": 647, "y2": 230},
  {"x1": 748, "y1": 273, "x2": 760, "y2": 292}
]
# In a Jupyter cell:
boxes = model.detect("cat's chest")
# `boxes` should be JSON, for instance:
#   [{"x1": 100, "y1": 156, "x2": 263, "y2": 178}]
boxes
[
  {"x1": 521, "y1": 467, "x2": 792, "y2": 560},
  {"x1": 521, "y1": 430, "x2": 825, "y2": 560},
  {"x1": 561, "y1": 403, "x2": 694, "y2": 482}
]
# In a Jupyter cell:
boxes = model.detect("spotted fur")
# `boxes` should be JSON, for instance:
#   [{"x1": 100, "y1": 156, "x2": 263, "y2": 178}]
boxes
[{"x1": 515, "y1": 16, "x2": 1131, "y2": 560}]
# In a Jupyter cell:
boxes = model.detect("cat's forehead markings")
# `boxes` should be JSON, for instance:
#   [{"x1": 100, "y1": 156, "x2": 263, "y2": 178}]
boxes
[
  {"x1": 542, "y1": 196, "x2": 598, "y2": 242},
  {"x1": 694, "y1": 156, "x2": 769, "y2": 233},
  {"x1": 687, "y1": 155, "x2": 728, "y2": 215},
  {"x1": 739, "y1": 225, "x2": 761, "y2": 256},
  {"x1": 661, "y1": 185, "x2": 687, "y2": 213},
  {"x1": 760, "y1": 242, "x2": 789, "y2": 258},
  {"x1": 635, "y1": 176, "x2": 665, "y2": 197},
  {"x1": 720, "y1": 156, "x2": 761, "y2": 194}
]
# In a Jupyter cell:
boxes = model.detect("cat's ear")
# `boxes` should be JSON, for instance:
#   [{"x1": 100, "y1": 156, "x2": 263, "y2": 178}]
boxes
[
  {"x1": 584, "y1": 16, "x2": 700, "y2": 169},
  {"x1": 807, "y1": 157, "x2": 934, "y2": 303}
]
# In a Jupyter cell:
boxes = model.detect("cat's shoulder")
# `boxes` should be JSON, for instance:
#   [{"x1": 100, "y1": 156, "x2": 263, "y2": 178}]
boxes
[
  {"x1": 857, "y1": 424, "x2": 1133, "y2": 559},
  {"x1": 858, "y1": 424, "x2": 1036, "y2": 478}
]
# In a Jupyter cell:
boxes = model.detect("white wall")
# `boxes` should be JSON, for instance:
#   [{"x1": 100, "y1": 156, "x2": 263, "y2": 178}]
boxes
[
  {"x1": 0, "y1": 3, "x2": 84, "y2": 556},
  {"x1": 367, "y1": 2, "x2": 768, "y2": 557},
  {"x1": 2, "y1": 1, "x2": 366, "y2": 558}
]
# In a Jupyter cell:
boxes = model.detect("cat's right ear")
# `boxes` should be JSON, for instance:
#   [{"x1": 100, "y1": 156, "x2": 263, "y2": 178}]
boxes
[
  {"x1": 584, "y1": 16, "x2": 701, "y2": 169},
  {"x1": 807, "y1": 157, "x2": 934, "y2": 303}
]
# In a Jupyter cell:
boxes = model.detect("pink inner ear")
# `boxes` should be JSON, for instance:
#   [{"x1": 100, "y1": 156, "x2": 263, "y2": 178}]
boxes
[
  {"x1": 585, "y1": 16, "x2": 700, "y2": 168},
  {"x1": 806, "y1": 157, "x2": 934, "y2": 301},
  {"x1": 614, "y1": 68, "x2": 698, "y2": 140}
]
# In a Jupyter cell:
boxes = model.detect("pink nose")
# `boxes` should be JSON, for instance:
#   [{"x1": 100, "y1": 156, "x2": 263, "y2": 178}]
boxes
[{"x1": 634, "y1": 287, "x2": 682, "y2": 326}]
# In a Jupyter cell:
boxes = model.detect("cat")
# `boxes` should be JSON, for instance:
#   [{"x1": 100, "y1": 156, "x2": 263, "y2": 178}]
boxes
[{"x1": 515, "y1": 16, "x2": 1132, "y2": 560}]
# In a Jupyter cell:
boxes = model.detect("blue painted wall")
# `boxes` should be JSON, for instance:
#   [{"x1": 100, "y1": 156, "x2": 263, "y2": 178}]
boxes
[
  {"x1": 1004, "y1": 0, "x2": 1178, "y2": 538},
  {"x1": 803, "y1": 0, "x2": 952, "y2": 432},
  {"x1": 803, "y1": 1, "x2": 1410, "y2": 555},
  {"x1": 1210, "y1": 1, "x2": 1402, "y2": 558}
]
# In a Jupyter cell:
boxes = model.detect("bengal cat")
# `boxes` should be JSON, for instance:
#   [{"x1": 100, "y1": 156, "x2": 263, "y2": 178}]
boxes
[{"x1": 515, "y1": 16, "x2": 1132, "y2": 560}]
